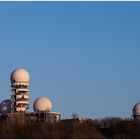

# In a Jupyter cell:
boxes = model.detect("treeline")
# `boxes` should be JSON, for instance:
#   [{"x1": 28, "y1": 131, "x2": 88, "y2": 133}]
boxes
[{"x1": 0, "y1": 116, "x2": 140, "y2": 138}]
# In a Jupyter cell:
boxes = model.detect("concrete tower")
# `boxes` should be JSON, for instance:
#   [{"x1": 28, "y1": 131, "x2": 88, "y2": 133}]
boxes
[{"x1": 10, "y1": 68, "x2": 30, "y2": 113}]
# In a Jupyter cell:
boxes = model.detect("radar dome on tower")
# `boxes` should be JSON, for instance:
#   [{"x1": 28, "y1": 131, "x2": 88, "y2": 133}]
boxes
[
  {"x1": 10, "y1": 68, "x2": 30, "y2": 113},
  {"x1": 10, "y1": 68, "x2": 30, "y2": 83},
  {"x1": 33, "y1": 97, "x2": 52, "y2": 112},
  {"x1": 0, "y1": 99, "x2": 11, "y2": 114},
  {"x1": 133, "y1": 102, "x2": 140, "y2": 116}
]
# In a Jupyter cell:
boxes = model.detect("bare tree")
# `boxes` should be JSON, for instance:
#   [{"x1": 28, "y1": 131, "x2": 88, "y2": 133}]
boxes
[{"x1": 72, "y1": 113, "x2": 79, "y2": 119}]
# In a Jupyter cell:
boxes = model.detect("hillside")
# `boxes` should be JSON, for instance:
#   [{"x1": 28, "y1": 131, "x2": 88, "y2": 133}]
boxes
[{"x1": 0, "y1": 116, "x2": 140, "y2": 139}]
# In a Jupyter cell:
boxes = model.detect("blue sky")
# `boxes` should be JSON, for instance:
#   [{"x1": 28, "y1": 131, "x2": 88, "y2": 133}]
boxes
[{"x1": 0, "y1": 2, "x2": 140, "y2": 119}]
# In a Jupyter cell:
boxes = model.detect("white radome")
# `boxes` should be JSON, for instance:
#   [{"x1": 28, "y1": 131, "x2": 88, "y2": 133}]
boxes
[
  {"x1": 0, "y1": 99, "x2": 11, "y2": 114},
  {"x1": 133, "y1": 102, "x2": 140, "y2": 116},
  {"x1": 33, "y1": 97, "x2": 52, "y2": 112},
  {"x1": 10, "y1": 68, "x2": 30, "y2": 83}
]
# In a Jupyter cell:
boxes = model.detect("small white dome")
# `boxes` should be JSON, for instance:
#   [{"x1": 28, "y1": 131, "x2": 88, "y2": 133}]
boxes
[
  {"x1": 0, "y1": 99, "x2": 11, "y2": 114},
  {"x1": 133, "y1": 102, "x2": 140, "y2": 116},
  {"x1": 33, "y1": 97, "x2": 52, "y2": 112},
  {"x1": 10, "y1": 68, "x2": 30, "y2": 83}
]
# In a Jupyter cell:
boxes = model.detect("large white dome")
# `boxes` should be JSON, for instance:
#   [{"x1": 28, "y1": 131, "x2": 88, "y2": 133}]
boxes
[
  {"x1": 133, "y1": 102, "x2": 140, "y2": 116},
  {"x1": 0, "y1": 99, "x2": 11, "y2": 114},
  {"x1": 33, "y1": 97, "x2": 52, "y2": 112},
  {"x1": 10, "y1": 68, "x2": 30, "y2": 83}
]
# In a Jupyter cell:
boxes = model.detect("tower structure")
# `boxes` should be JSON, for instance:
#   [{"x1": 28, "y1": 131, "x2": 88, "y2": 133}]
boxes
[{"x1": 10, "y1": 68, "x2": 30, "y2": 113}]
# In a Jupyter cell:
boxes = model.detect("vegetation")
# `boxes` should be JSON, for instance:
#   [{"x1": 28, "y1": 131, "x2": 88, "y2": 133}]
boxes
[{"x1": 0, "y1": 116, "x2": 140, "y2": 138}]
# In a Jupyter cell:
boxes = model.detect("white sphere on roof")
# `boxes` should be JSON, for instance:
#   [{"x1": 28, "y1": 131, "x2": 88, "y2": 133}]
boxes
[
  {"x1": 0, "y1": 99, "x2": 11, "y2": 114},
  {"x1": 10, "y1": 68, "x2": 30, "y2": 83},
  {"x1": 133, "y1": 102, "x2": 140, "y2": 116},
  {"x1": 33, "y1": 97, "x2": 52, "y2": 112}
]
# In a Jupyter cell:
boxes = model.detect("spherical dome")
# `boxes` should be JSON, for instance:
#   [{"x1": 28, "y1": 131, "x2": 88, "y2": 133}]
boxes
[
  {"x1": 33, "y1": 97, "x2": 52, "y2": 112},
  {"x1": 10, "y1": 68, "x2": 30, "y2": 83},
  {"x1": 133, "y1": 102, "x2": 140, "y2": 116},
  {"x1": 0, "y1": 99, "x2": 11, "y2": 114}
]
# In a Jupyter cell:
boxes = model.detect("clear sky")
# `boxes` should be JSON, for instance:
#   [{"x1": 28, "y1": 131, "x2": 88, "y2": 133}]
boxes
[{"x1": 0, "y1": 1, "x2": 140, "y2": 119}]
